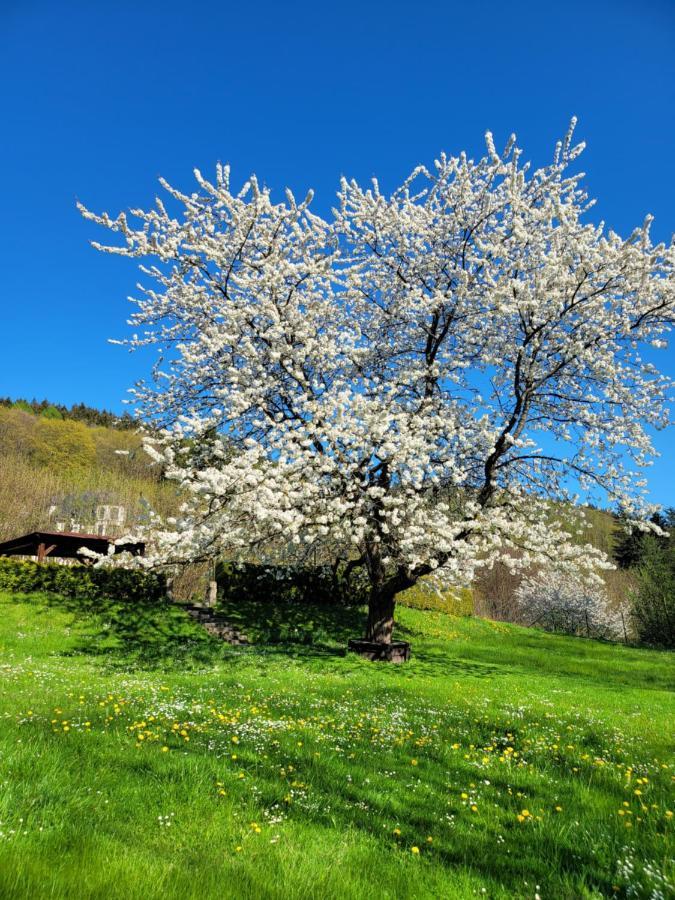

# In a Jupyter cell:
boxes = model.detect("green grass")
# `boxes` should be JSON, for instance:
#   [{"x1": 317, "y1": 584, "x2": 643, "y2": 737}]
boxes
[{"x1": 0, "y1": 591, "x2": 673, "y2": 899}]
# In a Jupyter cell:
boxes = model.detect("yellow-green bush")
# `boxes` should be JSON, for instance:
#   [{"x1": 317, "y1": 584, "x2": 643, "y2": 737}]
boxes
[{"x1": 397, "y1": 579, "x2": 474, "y2": 616}]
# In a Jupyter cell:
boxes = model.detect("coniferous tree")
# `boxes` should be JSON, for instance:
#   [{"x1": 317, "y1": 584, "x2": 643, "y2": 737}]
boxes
[{"x1": 630, "y1": 534, "x2": 675, "y2": 648}]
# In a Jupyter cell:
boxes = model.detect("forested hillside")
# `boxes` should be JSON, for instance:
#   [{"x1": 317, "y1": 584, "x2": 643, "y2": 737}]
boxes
[
  {"x1": 0, "y1": 402, "x2": 175, "y2": 542},
  {"x1": 0, "y1": 399, "x2": 651, "y2": 626}
]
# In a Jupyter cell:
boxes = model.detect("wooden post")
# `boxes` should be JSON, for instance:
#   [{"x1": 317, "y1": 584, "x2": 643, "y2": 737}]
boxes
[
  {"x1": 206, "y1": 580, "x2": 218, "y2": 608},
  {"x1": 37, "y1": 542, "x2": 46, "y2": 563},
  {"x1": 621, "y1": 610, "x2": 628, "y2": 644}
]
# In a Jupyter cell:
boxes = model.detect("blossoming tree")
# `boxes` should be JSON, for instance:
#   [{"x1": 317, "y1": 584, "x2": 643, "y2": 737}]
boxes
[
  {"x1": 80, "y1": 121, "x2": 674, "y2": 645},
  {"x1": 514, "y1": 569, "x2": 621, "y2": 638}
]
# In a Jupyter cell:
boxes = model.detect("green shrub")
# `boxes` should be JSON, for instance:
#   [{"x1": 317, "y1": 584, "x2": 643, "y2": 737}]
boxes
[
  {"x1": 630, "y1": 537, "x2": 675, "y2": 649},
  {"x1": 216, "y1": 560, "x2": 369, "y2": 608},
  {"x1": 40, "y1": 405, "x2": 64, "y2": 420},
  {"x1": 0, "y1": 558, "x2": 166, "y2": 603},
  {"x1": 216, "y1": 561, "x2": 475, "y2": 618}
]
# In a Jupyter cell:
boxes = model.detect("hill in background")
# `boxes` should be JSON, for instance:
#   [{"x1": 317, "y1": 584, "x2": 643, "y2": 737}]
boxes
[
  {"x1": 0, "y1": 397, "x2": 635, "y2": 616},
  {"x1": 0, "y1": 400, "x2": 175, "y2": 543}
]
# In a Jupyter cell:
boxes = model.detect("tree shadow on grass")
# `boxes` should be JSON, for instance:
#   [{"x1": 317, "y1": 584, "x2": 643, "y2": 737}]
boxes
[
  {"x1": 143, "y1": 716, "x2": 619, "y2": 898},
  {"x1": 14, "y1": 590, "x2": 369, "y2": 671},
  {"x1": 294, "y1": 773, "x2": 613, "y2": 897},
  {"x1": 215, "y1": 594, "x2": 367, "y2": 649},
  {"x1": 19, "y1": 591, "x2": 227, "y2": 669},
  {"x1": 390, "y1": 619, "x2": 502, "y2": 680}
]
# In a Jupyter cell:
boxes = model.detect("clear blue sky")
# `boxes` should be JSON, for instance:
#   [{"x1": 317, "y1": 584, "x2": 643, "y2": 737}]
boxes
[{"x1": 1, "y1": 0, "x2": 673, "y2": 504}]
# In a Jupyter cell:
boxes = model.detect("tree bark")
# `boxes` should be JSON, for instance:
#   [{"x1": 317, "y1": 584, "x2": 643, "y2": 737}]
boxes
[{"x1": 365, "y1": 586, "x2": 396, "y2": 644}]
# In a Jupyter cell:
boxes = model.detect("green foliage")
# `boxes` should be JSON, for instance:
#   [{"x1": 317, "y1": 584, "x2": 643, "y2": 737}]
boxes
[
  {"x1": 216, "y1": 562, "x2": 476, "y2": 625},
  {"x1": 216, "y1": 560, "x2": 369, "y2": 609},
  {"x1": 0, "y1": 558, "x2": 166, "y2": 604},
  {"x1": 40, "y1": 405, "x2": 64, "y2": 420},
  {"x1": 216, "y1": 561, "x2": 372, "y2": 645},
  {"x1": 214, "y1": 565, "x2": 477, "y2": 645},
  {"x1": 11, "y1": 399, "x2": 34, "y2": 414},
  {"x1": 614, "y1": 523, "x2": 645, "y2": 569},
  {"x1": 0, "y1": 405, "x2": 175, "y2": 542},
  {"x1": 630, "y1": 536, "x2": 675, "y2": 648},
  {"x1": 0, "y1": 396, "x2": 137, "y2": 429},
  {"x1": 0, "y1": 408, "x2": 98, "y2": 472},
  {"x1": 615, "y1": 508, "x2": 675, "y2": 570},
  {"x1": 30, "y1": 418, "x2": 98, "y2": 472}
]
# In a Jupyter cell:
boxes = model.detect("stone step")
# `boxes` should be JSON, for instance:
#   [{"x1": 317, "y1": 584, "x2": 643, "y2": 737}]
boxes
[{"x1": 184, "y1": 605, "x2": 249, "y2": 645}]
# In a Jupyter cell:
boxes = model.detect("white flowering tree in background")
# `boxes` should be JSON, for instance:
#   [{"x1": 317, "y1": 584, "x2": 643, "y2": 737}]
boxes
[
  {"x1": 514, "y1": 569, "x2": 622, "y2": 638},
  {"x1": 79, "y1": 120, "x2": 674, "y2": 646}
]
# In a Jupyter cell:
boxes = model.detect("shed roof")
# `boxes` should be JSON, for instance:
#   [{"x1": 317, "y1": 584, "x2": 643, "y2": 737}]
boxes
[{"x1": 0, "y1": 530, "x2": 145, "y2": 561}]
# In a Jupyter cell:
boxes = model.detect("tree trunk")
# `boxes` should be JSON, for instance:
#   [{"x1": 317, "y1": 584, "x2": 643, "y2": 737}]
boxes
[{"x1": 365, "y1": 587, "x2": 396, "y2": 644}]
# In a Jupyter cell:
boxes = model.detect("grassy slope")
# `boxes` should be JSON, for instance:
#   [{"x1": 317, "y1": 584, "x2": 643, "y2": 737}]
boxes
[{"x1": 0, "y1": 592, "x2": 673, "y2": 900}]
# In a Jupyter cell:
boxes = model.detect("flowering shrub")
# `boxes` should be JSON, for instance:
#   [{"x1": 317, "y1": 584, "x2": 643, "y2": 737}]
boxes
[{"x1": 514, "y1": 570, "x2": 620, "y2": 639}]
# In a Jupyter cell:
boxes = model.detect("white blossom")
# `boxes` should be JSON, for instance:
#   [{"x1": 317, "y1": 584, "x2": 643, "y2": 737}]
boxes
[
  {"x1": 515, "y1": 569, "x2": 622, "y2": 639},
  {"x1": 79, "y1": 121, "x2": 674, "y2": 641}
]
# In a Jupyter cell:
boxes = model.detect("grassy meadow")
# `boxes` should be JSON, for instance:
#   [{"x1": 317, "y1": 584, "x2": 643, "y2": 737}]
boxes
[{"x1": 0, "y1": 589, "x2": 673, "y2": 899}]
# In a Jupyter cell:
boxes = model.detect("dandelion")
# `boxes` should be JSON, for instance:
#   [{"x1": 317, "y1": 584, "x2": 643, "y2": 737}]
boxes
[{"x1": 411, "y1": 846, "x2": 420, "y2": 854}]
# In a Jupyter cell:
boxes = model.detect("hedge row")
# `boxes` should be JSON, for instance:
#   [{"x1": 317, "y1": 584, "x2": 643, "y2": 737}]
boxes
[
  {"x1": 0, "y1": 556, "x2": 474, "y2": 615},
  {"x1": 0, "y1": 558, "x2": 166, "y2": 603},
  {"x1": 216, "y1": 561, "x2": 474, "y2": 615},
  {"x1": 216, "y1": 560, "x2": 369, "y2": 607}
]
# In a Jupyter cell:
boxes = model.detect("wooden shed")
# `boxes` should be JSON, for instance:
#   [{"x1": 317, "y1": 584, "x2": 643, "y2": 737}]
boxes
[{"x1": 0, "y1": 530, "x2": 145, "y2": 562}]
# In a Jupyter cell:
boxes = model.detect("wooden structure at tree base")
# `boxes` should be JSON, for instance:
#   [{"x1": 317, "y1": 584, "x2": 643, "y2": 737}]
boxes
[
  {"x1": 347, "y1": 638, "x2": 411, "y2": 663},
  {"x1": 0, "y1": 530, "x2": 145, "y2": 562}
]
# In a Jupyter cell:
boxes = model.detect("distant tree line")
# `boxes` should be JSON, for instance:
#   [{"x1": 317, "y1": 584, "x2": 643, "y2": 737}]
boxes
[{"x1": 0, "y1": 397, "x2": 137, "y2": 430}]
